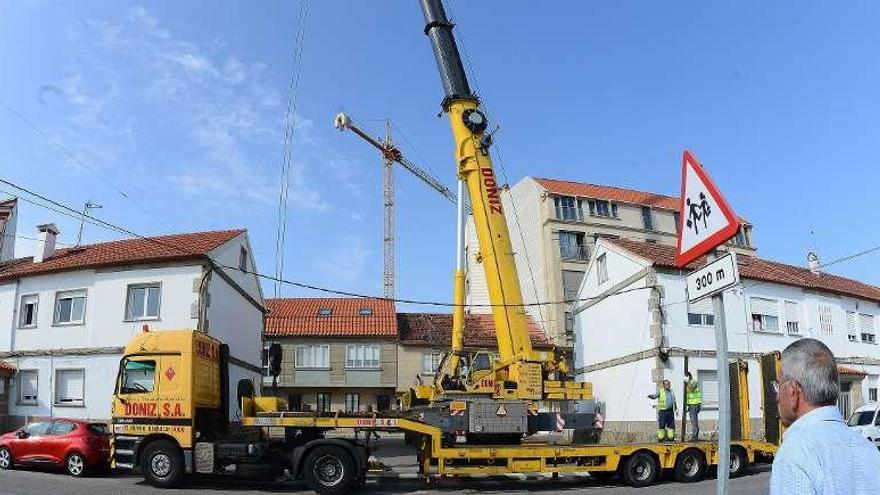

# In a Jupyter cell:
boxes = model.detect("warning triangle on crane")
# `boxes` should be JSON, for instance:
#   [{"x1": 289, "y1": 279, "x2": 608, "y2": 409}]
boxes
[
  {"x1": 675, "y1": 150, "x2": 740, "y2": 268},
  {"x1": 495, "y1": 404, "x2": 508, "y2": 417}
]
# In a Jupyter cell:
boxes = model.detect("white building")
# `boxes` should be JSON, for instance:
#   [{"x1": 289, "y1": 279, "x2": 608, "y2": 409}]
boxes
[
  {"x1": 0, "y1": 225, "x2": 264, "y2": 426},
  {"x1": 573, "y1": 238, "x2": 880, "y2": 442}
]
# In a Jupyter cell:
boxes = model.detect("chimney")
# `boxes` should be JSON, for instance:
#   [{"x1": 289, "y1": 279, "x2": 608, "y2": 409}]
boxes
[
  {"x1": 34, "y1": 223, "x2": 59, "y2": 263},
  {"x1": 807, "y1": 251, "x2": 820, "y2": 275}
]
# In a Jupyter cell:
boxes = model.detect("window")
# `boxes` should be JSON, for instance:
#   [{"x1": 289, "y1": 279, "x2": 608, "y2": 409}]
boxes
[
  {"x1": 860, "y1": 314, "x2": 876, "y2": 344},
  {"x1": 423, "y1": 351, "x2": 442, "y2": 375},
  {"x1": 596, "y1": 254, "x2": 608, "y2": 284},
  {"x1": 125, "y1": 284, "x2": 161, "y2": 320},
  {"x1": 559, "y1": 231, "x2": 587, "y2": 260},
  {"x1": 49, "y1": 421, "x2": 76, "y2": 435},
  {"x1": 19, "y1": 294, "x2": 38, "y2": 328},
  {"x1": 261, "y1": 341, "x2": 279, "y2": 377},
  {"x1": 316, "y1": 392, "x2": 330, "y2": 413},
  {"x1": 55, "y1": 369, "x2": 85, "y2": 406},
  {"x1": 687, "y1": 298, "x2": 715, "y2": 326},
  {"x1": 785, "y1": 301, "x2": 801, "y2": 335},
  {"x1": 54, "y1": 290, "x2": 86, "y2": 325},
  {"x1": 345, "y1": 393, "x2": 360, "y2": 413},
  {"x1": 564, "y1": 310, "x2": 574, "y2": 334},
  {"x1": 819, "y1": 304, "x2": 834, "y2": 334},
  {"x1": 697, "y1": 370, "x2": 719, "y2": 408},
  {"x1": 870, "y1": 388, "x2": 878, "y2": 403},
  {"x1": 553, "y1": 196, "x2": 578, "y2": 221},
  {"x1": 18, "y1": 370, "x2": 37, "y2": 405},
  {"x1": 588, "y1": 199, "x2": 617, "y2": 218},
  {"x1": 641, "y1": 206, "x2": 653, "y2": 231},
  {"x1": 346, "y1": 344, "x2": 380, "y2": 369},
  {"x1": 239, "y1": 246, "x2": 249, "y2": 272},
  {"x1": 751, "y1": 297, "x2": 780, "y2": 332},
  {"x1": 24, "y1": 421, "x2": 52, "y2": 436},
  {"x1": 358, "y1": 308, "x2": 373, "y2": 316},
  {"x1": 296, "y1": 345, "x2": 329, "y2": 369},
  {"x1": 88, "y1": 423, "x2": 109, "y2": 436},
  {"x1": 317, "y1": 307, "x2": 333, "y2": 316},
  {"x1": 732, "y1": 227, "x2": 749, "y2": 247},
  {"x1": 673, "y1": 212, "x2": 681, "y2": 233},
  {"x1": 562, "y1": 270, "x2": 585, "y2": 301},
  {"x1": 119, "y1": 359, "x2": 156, "y2": 394},
  {"x1": 847, "y1": 311, "x2": 858, "y2": 342}
]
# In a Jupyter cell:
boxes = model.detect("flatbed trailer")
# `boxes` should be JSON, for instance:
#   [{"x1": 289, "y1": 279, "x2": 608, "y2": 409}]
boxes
[{"x1": 241, "y1": 405, "x2": 778, "y2": 491}]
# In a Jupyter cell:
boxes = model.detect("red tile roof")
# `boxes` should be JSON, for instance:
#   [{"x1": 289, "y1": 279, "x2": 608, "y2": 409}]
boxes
[
  {"x1": 838, "y1": 365, "x2": 868, "y2": 376},
  {"x1": 0, "y1": 361, "x2": 15, "y2": 376},
  {"x1": 265, "y1": 298, "x2": 397, "y2": 338},
  {"x1": 535, "y1": 178, "x2": 681, "y2": 211},
  {"x1": 0, "y1": 230, "x2": 243, "y2": 282},
  {"x1": 609, "y1": 238, "x2": 880, "y2": 303},
  {"x1": 397, "y1": 313, "x2": 553, "y2": 349}
]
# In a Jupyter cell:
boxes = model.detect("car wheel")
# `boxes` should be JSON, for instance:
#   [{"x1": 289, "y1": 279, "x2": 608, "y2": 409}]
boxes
[
  {"x1": 303, "y1": 445, "x2": 357, "y2": 495},
  {"x1": 141, "y1": 440, "x2": 184, "y2": 488},
  {"x1": 66, "y1": 452, "x2": 87, "y2": 477},
  {"x1": 0, "y1": 447, "x2": 13, "y2": 470}
]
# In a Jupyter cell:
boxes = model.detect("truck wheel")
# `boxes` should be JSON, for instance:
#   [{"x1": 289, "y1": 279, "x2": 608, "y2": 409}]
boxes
[
  {"x1": 674, "y1": 449, "x2": 706, "y2": 483},
  {"x1": 0, "y1": 447, "x2": 13, "y2": 469},
  {"x1": 729, "y1": 447, "x2": 748, "y2": 478},
  {"x1": 141, "y1": 440, "x2": 184, "y2": 488},
  {"x1": 621, "y1": 452, "x2": 658, "y2": 488},
  {"x1": 304, "y1": 445, "x2": 356, "y2": 495}
]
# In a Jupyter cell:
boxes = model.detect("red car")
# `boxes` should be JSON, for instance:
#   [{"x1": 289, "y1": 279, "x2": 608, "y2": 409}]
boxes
[{"x1": 0, "y1": 418, "x2": 110, "y2": 476}]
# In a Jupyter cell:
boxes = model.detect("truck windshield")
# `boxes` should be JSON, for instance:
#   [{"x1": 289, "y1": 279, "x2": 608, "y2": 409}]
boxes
[
  {"x1": 119, "y1": 359, "x2": 156, "y2": 394},
  {"x1": 847, "y1": 410, "x2": 875, "y2": 427}
]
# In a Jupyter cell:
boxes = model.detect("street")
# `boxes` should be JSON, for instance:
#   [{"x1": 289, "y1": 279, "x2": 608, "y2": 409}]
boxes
[{"x1": 0, "y1": 466, "x2": 770, "y2": 495}]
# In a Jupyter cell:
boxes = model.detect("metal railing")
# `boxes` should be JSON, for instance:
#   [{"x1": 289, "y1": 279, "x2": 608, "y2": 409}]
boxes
[{"x1": 560, "y1": 244, "x2": 589, "y2": 261}]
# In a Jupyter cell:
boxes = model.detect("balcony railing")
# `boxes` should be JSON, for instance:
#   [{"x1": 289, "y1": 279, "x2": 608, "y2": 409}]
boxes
[{"x1": 560, "y1": 245, "x2": 589, "y2": 261}]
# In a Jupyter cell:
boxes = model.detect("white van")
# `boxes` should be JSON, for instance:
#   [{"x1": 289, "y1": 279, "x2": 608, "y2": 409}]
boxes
[{"x1": 847, "y1": 403, "x2": 880, "y2": 448}]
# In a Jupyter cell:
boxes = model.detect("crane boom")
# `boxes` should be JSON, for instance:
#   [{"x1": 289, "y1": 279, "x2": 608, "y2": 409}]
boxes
[{"x1": 419, "y1": 0, "x2": 541, "y2": 399}]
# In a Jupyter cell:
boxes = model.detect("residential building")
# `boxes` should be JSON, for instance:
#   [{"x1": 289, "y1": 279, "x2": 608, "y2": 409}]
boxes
[
  {"x1": 0, "y1": 226, "x2": 264, "y2": 427},
  {"x1": 466, "y1": 178, "x2": 757, "y2": 349},
  {"x1": 396, "y1": 312, "x2": 552, "y2": 391},
  {"x1": 573, "y1": 238, "x2": 880, "y2": 443},
  {"x1": 264, "y1": 298, "x2": 398, "y2": 413}
]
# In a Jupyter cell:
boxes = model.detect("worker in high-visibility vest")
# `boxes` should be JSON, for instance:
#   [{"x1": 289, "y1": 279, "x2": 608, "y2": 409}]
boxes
[
  {"x1": 685, "y1": 371, "x2": 702, "y2": 441},
  {"x1": 647, "y1": 379, "x2": 679, "y2": 442}
]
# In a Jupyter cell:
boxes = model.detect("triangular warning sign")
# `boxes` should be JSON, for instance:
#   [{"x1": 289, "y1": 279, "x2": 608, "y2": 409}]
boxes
[
  {"x1": 675, "y1": 150, "x2": 740, "y2": 268},
  {"x1": 495, "y1": 404, "x2": 508, "y2": 417}
]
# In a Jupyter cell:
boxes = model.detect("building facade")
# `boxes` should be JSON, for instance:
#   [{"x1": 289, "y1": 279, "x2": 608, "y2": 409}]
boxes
[
  {"x1": 465, "y1": 177, "x2": 756, "y2": 348},
  {"x1": 0, "y1": 226, "x2": 264, "y2": 427},
  {"x1": 264, "y1": 298, "x2": 398, "y2": 413},
  {"x1": 396, "y1": 312, "x2": 552, "y2": 393},
  {"x1": 573, "y1": 238, "x2": 880, "y2": 443}
]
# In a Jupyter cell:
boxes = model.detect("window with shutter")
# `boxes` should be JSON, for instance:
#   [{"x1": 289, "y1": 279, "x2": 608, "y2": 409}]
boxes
[
  {"x1": 785, "y1": 301, "x2": 800, "y2": 335},
  {"x1": 55, "y1": 369, "x2": 85, "y2": 406},
  {"x1": 698, "y1": 370, "x2": 719, "y2": 408},
  {"x1": 751, "y1": 297, "x2": 780, "y2": 332},
  {"x1": 859, "y1": 314, "x2": 876, "y2": 344},
  {"x1": 819, "y1": 305, "x2": 834, "y2": 335},
  {"x1": 19, "y1": 370, "x2": 38, "y2": 405},
  {"x1": 687, "y1": 298, "x2": 715, "y2": 326},
  {"x1": 847, "y1": 312, "x2": 858, "y2": 342},
  {"x1": 562, "y1": 270, "x2": 585, "y2": 301}
]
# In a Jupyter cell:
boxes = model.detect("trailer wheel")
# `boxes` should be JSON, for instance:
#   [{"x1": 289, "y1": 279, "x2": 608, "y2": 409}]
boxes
[
  {"x1": 674, "y1": 449, "x2": 706, "y2": 483},
  {"x1": 141, "y1": 440, "x2": 184, "y2": 488},
  {"x1": 729, "y1": 447, "x2": 748, "y2": 478},
  {"x1": 621, "y1": 452, "x2": 659, "y2": 488},
  {"x1": 303, "y1": 445, "x2": 357, "y2": 495}
]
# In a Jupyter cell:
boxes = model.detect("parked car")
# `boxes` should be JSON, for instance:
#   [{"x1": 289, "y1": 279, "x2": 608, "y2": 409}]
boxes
[
  {"x1": 847, "y1": 403, "x2": 880, "y2": 448},
  {"x1": 0, "y1": 419, "x2": 110, "y2": 476}
]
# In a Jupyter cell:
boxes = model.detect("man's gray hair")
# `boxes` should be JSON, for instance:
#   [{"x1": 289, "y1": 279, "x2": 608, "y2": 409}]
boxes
[{"x1": 781, "y1": 338, "x2": 839, "y2": 406}]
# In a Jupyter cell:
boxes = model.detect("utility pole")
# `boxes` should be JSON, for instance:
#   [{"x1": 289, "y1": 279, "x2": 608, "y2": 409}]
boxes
[
  {"x1": 713, "y1": 251, "x2": 731, "y2": 495},
  {"x1": 334, "y1": 113, "x2": 457, "y2": 299},
  {"x1": 76, "y1": 201, "x2": 102, "y2": 246}
]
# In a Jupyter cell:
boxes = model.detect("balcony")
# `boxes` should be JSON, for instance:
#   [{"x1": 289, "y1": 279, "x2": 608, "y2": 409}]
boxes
[{"x1": 560, "y1": 245, "x2": 589, "y2": 261}]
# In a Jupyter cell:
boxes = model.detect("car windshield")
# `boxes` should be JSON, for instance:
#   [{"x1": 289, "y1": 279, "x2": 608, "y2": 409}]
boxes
[
  {"x1": 89, "y1": 423, "x2": 110, "y2": 436},
  {"x1": 848, "y1": 410, "x2": 875, "y2": 427}
]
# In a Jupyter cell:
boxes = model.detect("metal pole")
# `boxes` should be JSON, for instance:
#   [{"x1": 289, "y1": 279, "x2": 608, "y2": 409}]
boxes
[
  {"x1": 681, "y1": 355, "x2": 689, "y2": 442},
  {"x1": 713, "y1": 251, "x2": 730, "y2": 494}
]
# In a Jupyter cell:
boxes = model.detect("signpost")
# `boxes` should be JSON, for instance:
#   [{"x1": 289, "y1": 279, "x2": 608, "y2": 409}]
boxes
[{"x1": 675, "y1": 150, "x2": 740, "y2": 495}]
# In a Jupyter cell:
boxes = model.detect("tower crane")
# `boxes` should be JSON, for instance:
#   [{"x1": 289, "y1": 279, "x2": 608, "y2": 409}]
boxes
[{"x1": 334, "y1": 113, "x2": 457, "y2": 299}]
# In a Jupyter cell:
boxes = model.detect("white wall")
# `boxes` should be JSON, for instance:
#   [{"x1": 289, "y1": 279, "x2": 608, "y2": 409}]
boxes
[
  {"x1": 8, "y1": 354, "x2": 120, "y2": 420},
  {"x1": 579, "y1": 358, "x2": 657, "y2": 422}
]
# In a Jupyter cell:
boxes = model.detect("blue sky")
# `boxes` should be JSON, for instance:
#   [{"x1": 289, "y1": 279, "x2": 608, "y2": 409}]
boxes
[{"x1": 2, "y1": 1, "x2": 880, "y2": 309}]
